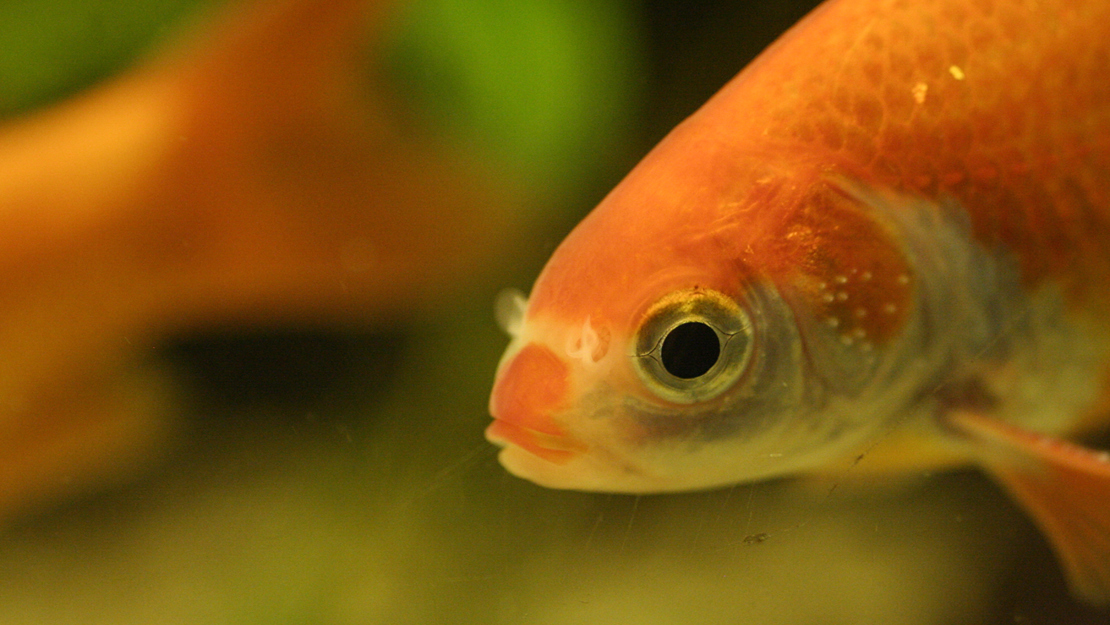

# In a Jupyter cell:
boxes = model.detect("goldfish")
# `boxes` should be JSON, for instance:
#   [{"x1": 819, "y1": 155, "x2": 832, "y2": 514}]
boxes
[
  {"x1": 487, "y1": 0, "x2": 1110, "y2": 606},
  {"x1": 0, "y1": 0, "x2": 509, "y2": 520}
]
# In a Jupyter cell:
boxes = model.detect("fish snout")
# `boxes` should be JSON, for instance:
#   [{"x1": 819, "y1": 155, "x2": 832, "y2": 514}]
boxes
[{"x1": 487, "y1": 343, "x2": 585, "y2": 463}]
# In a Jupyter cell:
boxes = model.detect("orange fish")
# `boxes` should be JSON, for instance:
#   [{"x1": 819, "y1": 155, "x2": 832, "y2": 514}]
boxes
[
  {"x1": 487, "y1": 0, "x2": 1110, "y2": 605},
  {"x1": 0, "y1": 0, "x2": 508, "y2": 519}
]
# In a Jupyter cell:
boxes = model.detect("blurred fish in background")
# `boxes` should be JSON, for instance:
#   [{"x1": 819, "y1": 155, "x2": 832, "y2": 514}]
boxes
[
  {"x1": 0, "y1": 0, "x2": 1101, "y2": 624},
  {"x1": 0, "y1": 0, "x2": 498, "y2": 517},
  {"x1": 0, "y1": 0, "x2": 635, "y2": 518}
]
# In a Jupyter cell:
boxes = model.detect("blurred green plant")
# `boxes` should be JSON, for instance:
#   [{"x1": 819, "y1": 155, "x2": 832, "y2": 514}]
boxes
[
  {"x1": 384, "y1": 0, "x2": 643, "y2": 198},
  {"x1": 0, "y1": 0, "x2": 217, "y2": 116}
]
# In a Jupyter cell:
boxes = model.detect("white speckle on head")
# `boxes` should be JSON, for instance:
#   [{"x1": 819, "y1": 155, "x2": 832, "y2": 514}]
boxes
[
  {"x1": 834, "y1": 275, "x2": 848, "y2": 284},
  {"x1": 854, "y1": 307, "x2": 867, "y2": 318},
  {"x1": 826, "y1": 317, "x2": 840, "y2": 328},
  {"x1": 882, "y1": 303, "x2": 897, "y2": 314},
  {"x1": 912, "y1": 82, "x2": 928, "y2": 104},
  {"x1": 948, "y1": 65, "x2": 965, "y2": 80},
  {"x1": 822, "y1": 293, "x2": 835, "y2": 303},
  {"x1": 836, "y1": 291, "x2": 848, "y2": 301},
  {"x1": 494, "y1": 288, "x2": 529, "y2": 338},
  {"x1": 896, "y1": 274, "x2": 910, "y2": 285},
  {"x1": 860, "y1": 271, "x2": 872, "y2": 281}
]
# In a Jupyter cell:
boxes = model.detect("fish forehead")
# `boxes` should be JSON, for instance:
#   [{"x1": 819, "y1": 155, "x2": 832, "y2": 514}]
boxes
[
  {"x1": 526, "y1": 131, "x2": 815, "y2": 329},
  {"x1": 525, "y1": 159, "x2": 727, "y2": 327}
]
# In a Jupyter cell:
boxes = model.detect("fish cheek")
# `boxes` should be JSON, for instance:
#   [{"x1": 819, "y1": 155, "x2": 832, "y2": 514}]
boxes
[
  {"x1": 617, "y1": 346, "x2": 800, "y2": 454},
  {"x1": 612, "y1": 388, "x2": 800, "y2": 486},
  {"x1": 622, "y1": 400, "x2": 722, "y2": 446}
]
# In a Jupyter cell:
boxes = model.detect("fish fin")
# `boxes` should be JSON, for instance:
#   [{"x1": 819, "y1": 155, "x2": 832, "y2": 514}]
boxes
[{"x1": 947, "y1": 410, "x2": 1110, "y2": 606}]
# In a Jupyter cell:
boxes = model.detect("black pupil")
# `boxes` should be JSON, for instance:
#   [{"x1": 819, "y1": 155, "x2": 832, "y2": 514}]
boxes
[{"x1": 660, "y1": 322, "x2": 720, "y2": 379}]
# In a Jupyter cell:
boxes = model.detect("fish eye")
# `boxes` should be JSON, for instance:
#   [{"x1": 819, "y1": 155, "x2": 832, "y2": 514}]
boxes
[
  {"x1": 660, "y1": 321, "x2": 720, "y2": 379},
  {"x1": 633, "y1": 289, "x2": 753, "y2": 404}
]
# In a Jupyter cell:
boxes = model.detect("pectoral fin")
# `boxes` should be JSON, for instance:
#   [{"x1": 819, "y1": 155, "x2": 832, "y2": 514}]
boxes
[{"x1": 947, "y1": 410, "x2": 1110, "y2": 606}]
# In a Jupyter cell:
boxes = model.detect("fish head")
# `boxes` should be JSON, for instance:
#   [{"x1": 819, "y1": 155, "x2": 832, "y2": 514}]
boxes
[
  {"x1": 486, "y1": 128, "x2": 915, "y2": 492},
  {"x1": 488, "y1": 274, "x2": 814, "y2": 494}
]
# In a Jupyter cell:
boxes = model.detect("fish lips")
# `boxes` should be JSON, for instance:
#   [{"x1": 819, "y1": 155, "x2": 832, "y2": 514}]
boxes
[{"x1": 485, "y1": 418, "x2": 586, "y2": 465}]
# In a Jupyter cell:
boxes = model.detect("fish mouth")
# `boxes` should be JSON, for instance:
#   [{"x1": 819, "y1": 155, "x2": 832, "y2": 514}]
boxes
[
  {"x1": 487, "y1": 340, "x2": 583, "y2": 464},
  {"x1": 485, "y1": 419, "x2": 585, "y2": 465}
]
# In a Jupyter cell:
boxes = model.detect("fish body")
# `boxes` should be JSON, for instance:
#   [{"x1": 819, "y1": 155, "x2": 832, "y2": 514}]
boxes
[{"x1": 487, "y1": 0, "x2": 1110, "y2": 604}]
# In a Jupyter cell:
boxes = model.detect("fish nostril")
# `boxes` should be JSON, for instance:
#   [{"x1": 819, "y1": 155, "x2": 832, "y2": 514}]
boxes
[{"x1": 494, "y1": 288, "x2": 529, "y2": 338}]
